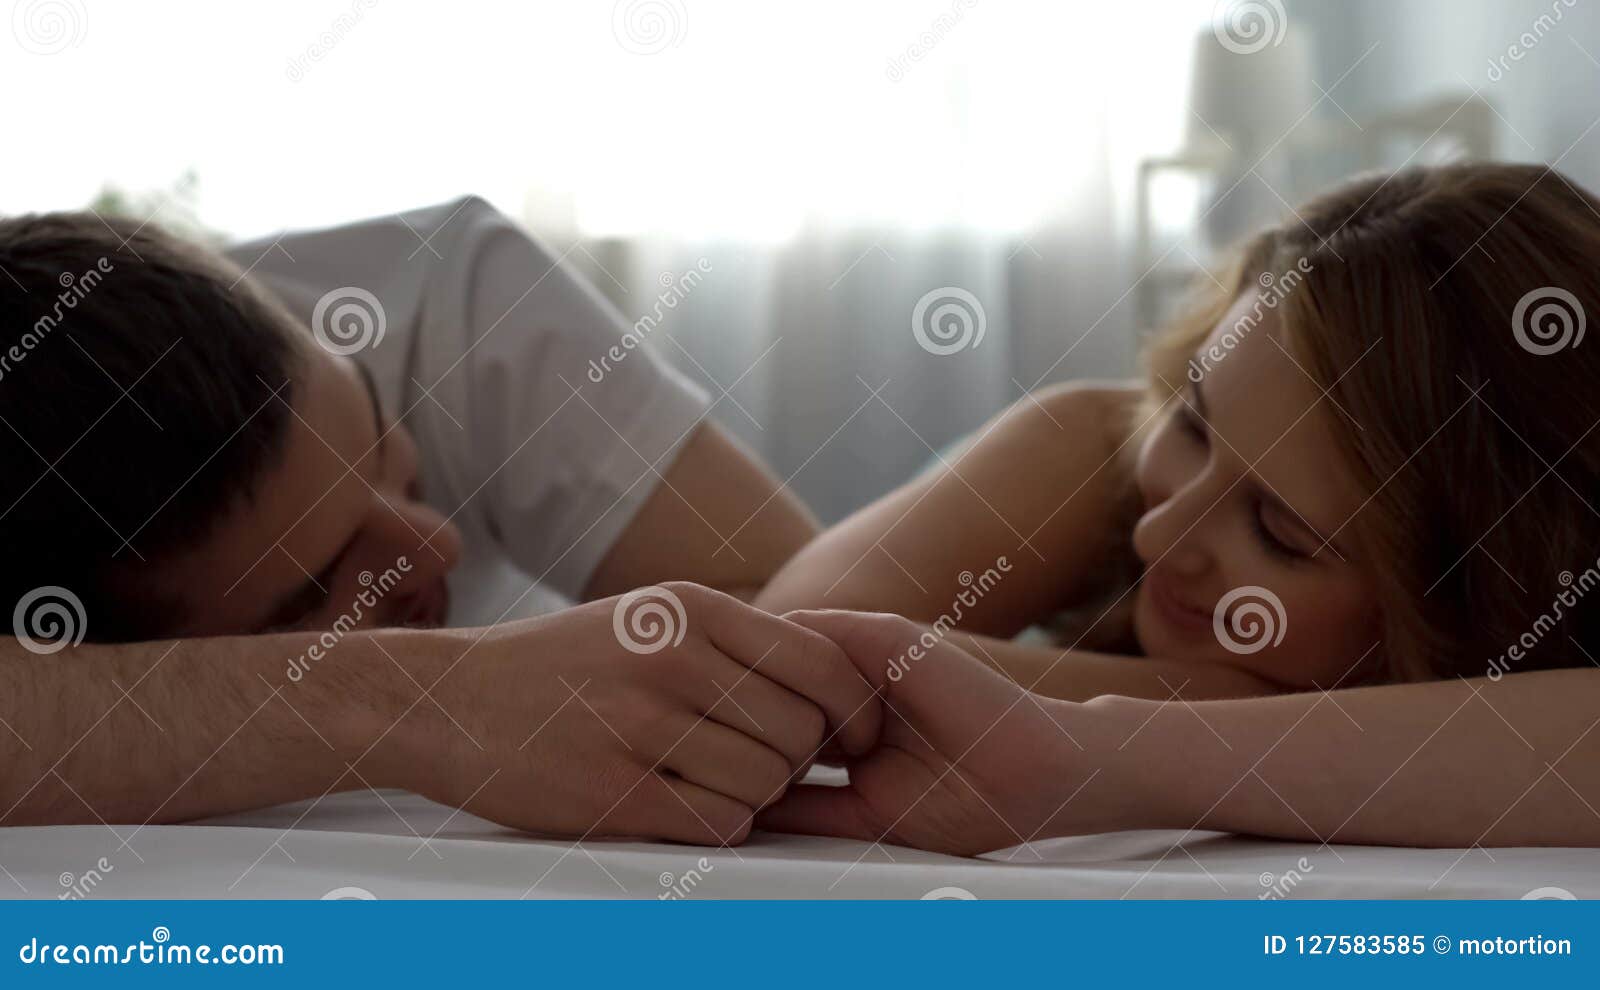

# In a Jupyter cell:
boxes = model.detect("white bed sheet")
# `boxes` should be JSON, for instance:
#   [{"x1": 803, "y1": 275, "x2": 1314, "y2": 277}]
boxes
[{"x1": 3, "y1": 788, "x2": 1594, "y2": 899}]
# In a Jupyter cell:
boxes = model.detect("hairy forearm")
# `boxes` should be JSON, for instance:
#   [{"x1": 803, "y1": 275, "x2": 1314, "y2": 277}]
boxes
[
  {"x1": 1094, "y1": 669, "x2": 1600, "y2": 847},
  {"x1": 0, "y1": 629, "x2": 420, "y2": 826}
]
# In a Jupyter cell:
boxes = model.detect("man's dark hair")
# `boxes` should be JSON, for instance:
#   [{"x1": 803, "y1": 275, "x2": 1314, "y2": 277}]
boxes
[{"x1": 0, "y1": 213, "x2": 300, "y2": 640}]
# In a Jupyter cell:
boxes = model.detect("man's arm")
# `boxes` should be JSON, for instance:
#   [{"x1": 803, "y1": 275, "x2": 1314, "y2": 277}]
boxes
[
  {"x1": 584, "y1": 421, "x2": 819, "y2": 602},
  {"x1": 0, "y1": 630, "x2": 376, "y2": 826},
  {"x1": 2, "y1": 586, "x2": 879, "y2": 844}
]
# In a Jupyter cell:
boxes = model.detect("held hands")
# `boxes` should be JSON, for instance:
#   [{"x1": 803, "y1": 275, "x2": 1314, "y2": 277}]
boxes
[
  {"x1": 377, "y1": 583, "x2": 881, "y2": 845},
  {"x1": 758, "y1": 611, "x2": 1125, "y2": 856},
  {"x1": 376, "y1": 589, "x2": 1119, "y2": 854}
]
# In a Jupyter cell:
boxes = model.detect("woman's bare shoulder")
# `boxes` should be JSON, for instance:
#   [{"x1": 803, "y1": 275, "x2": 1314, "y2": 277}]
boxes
[{"x1": 1025, "y1": 379, "x2": 1144, "y2": 455}]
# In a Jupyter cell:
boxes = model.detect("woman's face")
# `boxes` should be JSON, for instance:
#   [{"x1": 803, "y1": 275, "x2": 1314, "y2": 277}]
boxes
[{"x1": 1132, "y1": 291, "x2": 1381, "y2": 688}]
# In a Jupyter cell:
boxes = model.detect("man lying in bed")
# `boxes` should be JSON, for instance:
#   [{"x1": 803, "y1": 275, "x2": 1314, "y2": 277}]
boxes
[{"x1": 0, "y1": 200, "x2": 879, "y2": 843}]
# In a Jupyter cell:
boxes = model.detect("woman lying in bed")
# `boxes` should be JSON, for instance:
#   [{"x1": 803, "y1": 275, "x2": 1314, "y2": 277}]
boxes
[{"x1": 754, "y1": 162, "x2": 1600, "y2": 851}]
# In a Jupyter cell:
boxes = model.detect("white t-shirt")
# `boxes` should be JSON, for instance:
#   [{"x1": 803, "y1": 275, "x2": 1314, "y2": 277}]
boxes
[{"x1": 225, "y1": 197, "x2": 710, "y2": 626}]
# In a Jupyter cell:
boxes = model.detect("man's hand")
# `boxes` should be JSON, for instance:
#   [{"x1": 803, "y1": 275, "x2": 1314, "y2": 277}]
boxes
[
  {"x1": 374, "y1": 584, "x2": 881, "y2": 845},
  {"x1": 758, "y1": 610, "x2": 1127, "y2": 855}
]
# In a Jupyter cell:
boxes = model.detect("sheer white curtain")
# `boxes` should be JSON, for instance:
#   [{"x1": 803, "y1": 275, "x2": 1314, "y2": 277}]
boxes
[{"x1": 4, "y1": 0, "x2": 1209, "y2": 517}]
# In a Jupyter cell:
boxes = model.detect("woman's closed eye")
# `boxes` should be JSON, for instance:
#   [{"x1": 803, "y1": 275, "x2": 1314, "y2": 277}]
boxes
[{"x1": 1251, "y1": 499, "x2": 1309, "y2": 563}]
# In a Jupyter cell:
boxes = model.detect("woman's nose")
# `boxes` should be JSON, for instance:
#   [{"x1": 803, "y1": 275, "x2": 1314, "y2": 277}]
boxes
[{"x1": 1132, "y1": 481, "x2": 1216, "y2": 577}]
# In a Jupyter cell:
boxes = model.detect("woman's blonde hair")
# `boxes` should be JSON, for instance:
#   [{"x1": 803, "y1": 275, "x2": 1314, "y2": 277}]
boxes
[{"x1": 1140, "y1": 162, "x2": 1600, "y2": 682}]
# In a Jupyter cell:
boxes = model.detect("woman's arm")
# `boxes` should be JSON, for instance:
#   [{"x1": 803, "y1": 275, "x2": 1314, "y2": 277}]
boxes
[
  {"x1": 948, "y1": 628, "x2": 1281, "y2": 701},
  {"x1": 764, "y1": 611, "x2": 1600, "y2": 852},
  {"x1": 755, "y1": 382, "x2": 1143, "y2": 636},
  {"x1": 1120, "y1": 667, "x2": 1600, "y2": 847}
]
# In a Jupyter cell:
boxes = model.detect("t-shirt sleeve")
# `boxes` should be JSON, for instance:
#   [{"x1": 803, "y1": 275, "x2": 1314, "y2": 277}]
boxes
[{"x1": 415, "y1": 197, "x2": 710, "y2": 599}]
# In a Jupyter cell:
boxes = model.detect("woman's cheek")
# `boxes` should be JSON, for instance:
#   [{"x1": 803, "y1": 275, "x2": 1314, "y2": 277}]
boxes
[{"x1": 1273, "y1": 580, "x2": 1378, "y2": 683}]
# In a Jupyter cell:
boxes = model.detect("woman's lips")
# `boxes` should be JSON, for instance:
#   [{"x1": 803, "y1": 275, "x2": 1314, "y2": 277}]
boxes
[{"x1": 1144, "y1": 574, "x2": 1213, "y2": 635}]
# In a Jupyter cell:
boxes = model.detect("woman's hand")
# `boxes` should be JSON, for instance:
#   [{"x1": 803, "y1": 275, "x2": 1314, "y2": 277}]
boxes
[{"x1": 758, "y1": 610, "x2": 1134, "y2": 855}]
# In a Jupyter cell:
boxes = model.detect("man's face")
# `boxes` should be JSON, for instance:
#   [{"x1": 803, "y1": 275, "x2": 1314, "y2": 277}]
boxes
[{"x1": 144, "y1": 340, "x2": 464, "y2": 635}]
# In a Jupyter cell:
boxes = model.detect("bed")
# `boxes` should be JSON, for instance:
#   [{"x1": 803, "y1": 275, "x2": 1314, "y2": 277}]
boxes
[{"x1": 5, "y1": 781, "x2": 1593, "y2": 900}]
